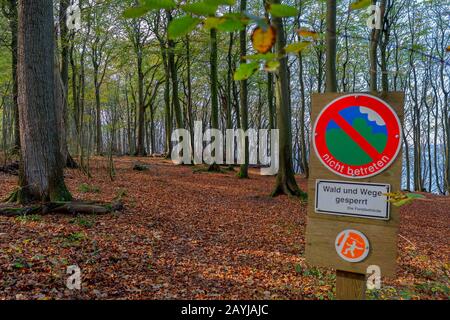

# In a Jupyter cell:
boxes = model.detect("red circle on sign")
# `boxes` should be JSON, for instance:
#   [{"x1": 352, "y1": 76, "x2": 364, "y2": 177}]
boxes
[{"x1": 313, "y1": 94, "x2": 401, "y2": 178}]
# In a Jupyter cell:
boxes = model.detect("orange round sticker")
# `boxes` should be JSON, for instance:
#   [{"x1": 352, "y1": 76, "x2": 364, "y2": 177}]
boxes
[{"x1": 335, "y1": 229, "x2": 370, "y2": 262}]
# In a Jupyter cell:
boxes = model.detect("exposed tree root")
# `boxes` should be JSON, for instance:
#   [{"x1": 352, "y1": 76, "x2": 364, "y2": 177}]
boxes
[
  {"x1": 66, "y1": 154, "x2": 79, "y2": 169},
  {"x1": 0, "y1": 161, "x2": 19, "y2": 175},
  {"x1": 135, "y1": 152, "x2": 147, "y2": 157},
  {"x1": 236, "y1": 170, "x2": 249, "y2": 179},
  {"x1": 3, "y1": 189, "x2": 19, "y2": 203},
  {"x1": 133, "y1": 162, "x2": 150, "y2": 171},
  {"x1": 226, "y1": 165, "x2": 235, "y2": 172},
  {"x1": 271, "y1": 179, "x2": 308, "y2": 200},
  {"x1": 0, "y1": 200, "x2": 123, "y2": 217},
  {"x1": 207, "y1": 163, "x2": 221, "y2": 172},
  {"x1": 9, "y1": 146, "x2": 20, "y2": 157},
  {"x1": 193, "y1": 164, "x2": 225, "y2": 174}
]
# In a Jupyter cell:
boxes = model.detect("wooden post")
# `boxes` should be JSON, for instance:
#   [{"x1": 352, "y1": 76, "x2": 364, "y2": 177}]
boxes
[
  {"x1": 336, "y1": 270, "x2": 366, "y2": 300},
  {"x1": 305, "y1": 93, "x2": 404, "y2": 299}
]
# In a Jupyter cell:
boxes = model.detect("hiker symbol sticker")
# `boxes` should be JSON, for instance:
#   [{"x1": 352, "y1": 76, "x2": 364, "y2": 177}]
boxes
[
  {"x1": 313, "y1": 94, "x2": 401, "y2": 178},
  {"x1": 335, "y1": 229, "x2": 370, "y2": 263}
]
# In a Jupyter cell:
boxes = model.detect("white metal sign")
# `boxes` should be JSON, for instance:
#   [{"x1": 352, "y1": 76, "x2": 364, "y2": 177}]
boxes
[{"x1": 315, "y1": 180, "x2": 390, "y2": 220}]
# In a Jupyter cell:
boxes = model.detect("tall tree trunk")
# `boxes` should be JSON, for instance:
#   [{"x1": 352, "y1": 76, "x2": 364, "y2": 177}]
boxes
[
  {"x1": 369, "y1": 0, "x2": 386, "y2": 93},
  {"x1": 340, "y1": 4, "x2": 350, "y2": 92},
  {"x1": 5, "y1": 0, "x2": 20, "y2": 152},
  {"x1": 325, "y1": 0, "x2": 337, "y2": 93},
  {"x1": 70, "y1": 36, "x2": 79, "y2": 137},
  {"x1": 267, "y1": 72, "x2": 275, "y2": 130},
  {"x1": 59, "y1": 1, "x2": 69, "y2": 121},
  {"x1": 95, "y1": 81, "x2": 102, "y2": 155},
  {"x1": 160, "y1": 42, "x2": 172, "y2": 156},
  {"x1": 150, "y1": 105, "x2": 155, "y2": 154},
  {"x1": 186, "y1": 35, "x2": 194, "y2": 153},
  {"x1": 17, "y1": 0, "x2": 72, "y2": 203},
  {"x1": 167, "y1": 11, "x2": 183, "y2": 129},
  {"x1": 238, "y1": 0, "x2": 249, "y2": 178},
  {"x1": 271, "y1": 0, "x2": 305, "y2": 198},
  {"x1": 402, "y1": 127, "x2": 411, "y2": 191},
  {"x1": 226, "y1": 32, "x2": 233, "y2": 134},
  {"x1": 58, "y1": 0, "x2": 77, "y2": 167},
  {"x1": 232, "y1": 71, "x2": 240, "y2": 129},
  {"x1": 125, "y1": 80, "x2": 133, "y2": 154},
  {"x1": 226, "y1": 31, "x2": 235, "y2": 168},
  {"x1": 265, "y1": 2, "x2": 275, "y2": 130},
  {"x1": 380, "y1": 0, "x2": 390, "y2": 94},
  {"x1": 208, "y1": 28, "x2": 220, "y2": 171},
  {"x1": 298, "y1": 52, "x2": 309, "y2": 177},
  {"x1": 78, "y1": 37, "x2": 87, "y2": 167},
  {"x1": 136, "y1": 48, "x2": 146, "y2": 156}
]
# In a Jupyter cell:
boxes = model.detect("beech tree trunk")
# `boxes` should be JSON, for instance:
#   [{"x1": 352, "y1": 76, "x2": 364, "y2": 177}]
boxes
[
  {"x1": 136, "y1": 45, "x2": 146, "y2": 156},
  {"x1": 2, "y1": 0, "x2": 21, "y2": 151},
  {"x1": 167, "y1": 11, "x2": 183, "y2": 130},
  {"x1": 17, "y1": 0, "x2": 72, "y2": 203},
  {"x1": 325, "y1": 0, "x2": 337, "y2": 93},
  {"x1": 238, "y1": 0, "x2": 249, "y2": 178},
  {"x1": 58, "y1": 0, "x2": 77, "y2": 168},
  {"x1": 271, "y1": 0, "x2": 305, "y2": 198},
  {"x1": 208, "y1": 28, "x2": 220, "y2": 171}
]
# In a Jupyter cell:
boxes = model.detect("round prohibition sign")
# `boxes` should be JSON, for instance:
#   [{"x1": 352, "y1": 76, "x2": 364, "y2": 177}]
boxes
[
  {"x1": 335, "y1": 229, "x2": 370, "y2": 263},
  {"x1": 313, "y1": 94, "x2": 402, "y2": 178}
]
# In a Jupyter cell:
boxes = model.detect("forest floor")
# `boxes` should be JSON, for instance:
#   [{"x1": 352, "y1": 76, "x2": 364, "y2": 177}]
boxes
[{"x1": 0, "y1": 157, "x2": 448, "y2": 300}]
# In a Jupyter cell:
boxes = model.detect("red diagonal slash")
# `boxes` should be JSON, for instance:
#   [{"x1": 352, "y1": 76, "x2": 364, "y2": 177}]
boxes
[{"x1": 332, "y1": 112, "x2": 382, "y2": 161}]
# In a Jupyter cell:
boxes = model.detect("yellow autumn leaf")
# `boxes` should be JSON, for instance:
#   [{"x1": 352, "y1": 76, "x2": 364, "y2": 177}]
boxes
[
  {"x1": 296, "y1": 28, "x2": 320, "y2": 39},
  {"x1": 251, "y1": 25, "x2": 276, "y2": 54}
]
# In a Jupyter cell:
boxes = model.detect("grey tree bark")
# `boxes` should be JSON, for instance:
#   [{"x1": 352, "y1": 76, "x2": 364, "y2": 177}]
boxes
[
  {"x1": 17, "y1": 0, "x2": 72, "y2": 203},
  {"x1": 271, "y1": 0, "x2": 305, "y2": 198},
  {"x1": 238, "y1": 0, "x2": 249, "y2": 178},
  {"x1": 1, "y1": 0, "x2": 20, "y2": 151},
  {"x1": 325, "y1": 0, "x2": 337, "y2": 93},
  {"x1": 208, "y1": 27, "x2": 220, "y2": 171}
]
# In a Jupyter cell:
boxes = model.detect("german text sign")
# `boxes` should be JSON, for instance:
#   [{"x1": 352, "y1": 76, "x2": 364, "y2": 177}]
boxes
[
  {"x1": 313, "y1": 94, "x2": 401, "y2": 178},
  {"x1": 305, "y1": 92, "x2": 404, "y2": 277},
  {"x1": 315, "y1": 180, "x2": 390, "y2": 220}
]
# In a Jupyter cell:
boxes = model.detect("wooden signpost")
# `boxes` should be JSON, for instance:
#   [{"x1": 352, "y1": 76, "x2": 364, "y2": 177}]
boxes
[{"x1": 305, "y1": 92, "x2": 404, "y2": 300}]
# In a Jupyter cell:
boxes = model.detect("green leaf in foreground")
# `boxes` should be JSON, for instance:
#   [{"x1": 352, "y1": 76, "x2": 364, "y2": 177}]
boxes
[
  {"x1": 217, "y1": 18, "x2": 245, "y2": 32},
  {"x1": 243, "y1": 53, "x2": 277, "y2": 61},
  {"x1": 268, "y1": 4, "x2": 299, "y2": 17},
  {"x1": 168, "y1": 16, "x2": 202, "y2": 39},
  {"x1": 234, "y1": 62, "x2": 259, "y2": 81},
  {"x1": 204, "y1": 17, "x2": 225, "y2": 30},
  {"x1": 205, "y1": 0, "x2": 236, "y2": 5},
  {"x1": 283, "y1": 41, "x2": 311, "y2": 54},
  {"x1": 182, "y1": 2, "x2": 218, "y2": 16},
  {"x1": 349, "y1": 0, "x2": 371, "y2": 10},
  {"x1": 264, "y1": 60, "x2": 280, "y2": 72},
  {"x1": 123, "y1": 6, "x2": 151, "y2": 19},
  {"x1": 142, "y1": 0, "x2": 177, "y2": 10},
  {"x1": 123, "y1": 0, "x2": 176, "y2": 18}
]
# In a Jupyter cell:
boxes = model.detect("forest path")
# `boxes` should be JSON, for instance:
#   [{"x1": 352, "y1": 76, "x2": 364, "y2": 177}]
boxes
[{"x1": 0, "y1": 157, "x2": 448, "y2": 299}]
